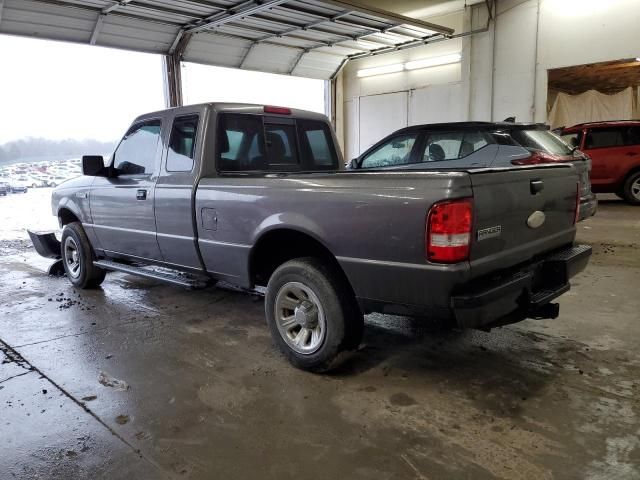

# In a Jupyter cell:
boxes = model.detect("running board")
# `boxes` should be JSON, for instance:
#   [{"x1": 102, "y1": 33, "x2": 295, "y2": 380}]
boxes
[{"x1": 94, "y1": 260, "x2": 209, "y2": 289}]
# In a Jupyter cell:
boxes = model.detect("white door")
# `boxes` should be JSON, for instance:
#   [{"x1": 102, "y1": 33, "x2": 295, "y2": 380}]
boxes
[
  {"x1": 358, "y1": 91, "x2": 408, "y2": 154},
  {"x1": 408, "y1": 83, "x2": 464, "y2": 126}
]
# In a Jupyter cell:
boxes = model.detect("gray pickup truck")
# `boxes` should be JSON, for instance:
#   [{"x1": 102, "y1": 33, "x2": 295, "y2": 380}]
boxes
[{"x1": 30, "y1": 103, "x2": 591, "y2": 372}]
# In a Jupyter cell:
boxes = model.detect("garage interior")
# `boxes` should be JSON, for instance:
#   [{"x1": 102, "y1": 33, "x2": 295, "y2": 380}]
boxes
[{"x1": 1, "y1": 0, "x2": 640, "y2": 479}]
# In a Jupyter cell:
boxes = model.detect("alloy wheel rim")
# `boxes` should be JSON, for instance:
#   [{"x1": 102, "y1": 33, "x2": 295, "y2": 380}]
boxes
[
  {"x1": 64, "y1": 236, "x2": 81, "y2": 279},
  {"x1": 274, "y1": 282, "x2": 326, "y2": 355},
  {"x1": 632, "y1": 178, "x2": 640, "y2": 200}
]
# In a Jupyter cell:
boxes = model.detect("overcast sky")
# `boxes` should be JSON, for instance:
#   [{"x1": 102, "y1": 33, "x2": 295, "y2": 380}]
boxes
[{"x1": 0, "y1": 35, "x2": 326, "y2": 144}]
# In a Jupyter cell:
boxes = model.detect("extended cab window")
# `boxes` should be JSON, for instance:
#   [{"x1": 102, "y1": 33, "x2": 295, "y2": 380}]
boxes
[
  {"x1": 167, "y1": 115, "x2": 198, "y2": 172},
  {"x1": 421, "y1": 130, "x2": 488, "y2": 162},
  {"x1": 360, "y1": 134, "x2": 417, "y2": 168},
  {"x1": 113, "y1": 120, "x2": 161, "y2": 175}
]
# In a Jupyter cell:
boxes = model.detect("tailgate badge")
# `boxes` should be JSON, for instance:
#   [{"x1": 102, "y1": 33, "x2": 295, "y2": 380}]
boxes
[
  {"x1": 527, "y1": 211, "x2": 546, "y2": 229},
  {"x1": 477, "y1": 225, "x2": 501, "y2": 241}
]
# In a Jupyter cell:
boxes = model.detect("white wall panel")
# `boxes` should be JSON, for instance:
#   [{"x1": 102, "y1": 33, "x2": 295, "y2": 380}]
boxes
[
  {"x1": 408, "y1": 83, "x2": 464, "y2": 125},
  {"x1": 344, "y1": 99, "x2": 359, "y2": 161},
  {"x1": 358, "y1": 92, "x2": 408, "y2": 154}
]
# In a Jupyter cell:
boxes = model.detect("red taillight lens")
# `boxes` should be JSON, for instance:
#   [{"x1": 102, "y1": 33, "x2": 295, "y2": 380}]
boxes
[
  {"x1": 574, "y1": 182, "x2": 580, "y2": 224},
  {"x1": 426, "y1": 198, "x2": 473, "y2": 263},
  {"x1": 512, "y1": 151, "x2": 559, "y2": 165},
  {"x1": 264, "y1": 105, "x2": 292, "y2": 115}
]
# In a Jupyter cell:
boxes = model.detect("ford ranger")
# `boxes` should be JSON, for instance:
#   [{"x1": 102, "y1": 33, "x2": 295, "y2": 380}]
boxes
[{"x1": 30, "y1": 103, "x2": 591, "y2": 372}]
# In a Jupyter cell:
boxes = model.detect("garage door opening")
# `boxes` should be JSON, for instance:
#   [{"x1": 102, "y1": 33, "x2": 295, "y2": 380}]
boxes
[
  {"x1": 547, "y1": 58, "x2": 640, "y2": 128},
  {"x1": 181, "y1": 62, "x2": 327, "y2": 114}
]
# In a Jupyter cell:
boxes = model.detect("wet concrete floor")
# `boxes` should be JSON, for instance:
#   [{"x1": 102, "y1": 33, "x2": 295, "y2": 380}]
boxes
[{"x1": 0, "y1": 195, "x2": 639, "y2": 479}]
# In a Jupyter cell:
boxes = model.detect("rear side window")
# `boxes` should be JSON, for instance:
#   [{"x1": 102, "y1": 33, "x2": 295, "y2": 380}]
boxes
[
  {"x1": 297, "y1": 120, "x2": 338, "y2": 169},
  {"x1": 217, "y1": 114, "x2": 265, "y2": 171},
  {"x1": 585, "y1": 128, "x2": 625, "y2": 148},
  {"x1": 167, "y1": 115, "x2": 198, "y2": 172},
  {"x1": 421, "y1": 130, "x2": 488, "y2": 162},
  {"x1": 113, "y1": 120, "x2": 161, "y2": 175},
  {"x1": 360, "y1": 134, "x2": 417, "y2": 168},
  {"x1": 510, "y1": 129, "x2": 573, "y2": 155},
  {"x1": 560, "y1": 131, "x2": 582, "y2": 149}
]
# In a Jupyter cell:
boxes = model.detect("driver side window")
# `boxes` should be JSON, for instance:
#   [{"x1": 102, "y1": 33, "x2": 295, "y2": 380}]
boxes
[
  {"x1": 113, "y1": 120, "x2": 162, "y2": 175},
  {"x1": 360, "y1": 134, "x2": 417, "y2": 169}
]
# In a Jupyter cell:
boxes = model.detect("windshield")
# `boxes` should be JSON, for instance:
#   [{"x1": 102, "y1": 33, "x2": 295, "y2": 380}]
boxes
[{"x1": 509, "y1": 129, "x2": 574, "y2": 156}]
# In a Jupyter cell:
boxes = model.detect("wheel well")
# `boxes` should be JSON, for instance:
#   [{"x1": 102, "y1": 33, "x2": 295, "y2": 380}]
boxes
[
  {"x1": 250, "y1": 229, "x2": 353, "y2": 291},
  {"x1": 624, "y1": 166, "x2": 640, "y2": 183},
  {"x1": 58, "y1": 208, "x2": 80, "y2": 226}
]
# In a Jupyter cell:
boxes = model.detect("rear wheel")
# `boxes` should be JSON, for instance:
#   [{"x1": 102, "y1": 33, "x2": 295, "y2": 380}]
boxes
[
  {"x1": 265, "y1": 257, "x2": 363, "y2": 372},
  {"x1": 622, "y1": 171, "x2": 640, "y2": 205},
  {"x1": 61, "y1": 222, "x2": 106, "y2": 289}
]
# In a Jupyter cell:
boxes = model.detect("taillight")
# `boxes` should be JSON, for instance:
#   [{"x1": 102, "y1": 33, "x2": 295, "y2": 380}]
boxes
[
  {"x1": 512, "y1": 151, "x2": 560, "y2": 165},
  {"x1": 426, "y1": 198, "x2": 473, "y2": 263},
  {"x1": 264, "y1": 105, "x2": 292, "y2": 115},
  {"x1": 574, "y1": 182, "x2": 580, "y2": 224}
]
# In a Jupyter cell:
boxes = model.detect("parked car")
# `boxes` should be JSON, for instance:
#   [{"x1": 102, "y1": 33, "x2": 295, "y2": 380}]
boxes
[
  {"x1": 347, "y1": 122, "x2": 596, "y2": 221},
  {"x1": 0, "y1": 179, "x2": 9, "y2": 196},
  {"x1": 10, "y1": 180, "x2": 28, "y2": 193},
  {"x1": 558, "y1": 121, "x2": 640, "y2": 204},
  {"x1": 31, "y1": 103, "x2": 591, "y2": 372}
]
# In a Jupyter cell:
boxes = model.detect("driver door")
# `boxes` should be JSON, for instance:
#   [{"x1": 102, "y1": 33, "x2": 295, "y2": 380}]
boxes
[{"x1": 89, "y1": 119, "x2": 164, "y2": 261}]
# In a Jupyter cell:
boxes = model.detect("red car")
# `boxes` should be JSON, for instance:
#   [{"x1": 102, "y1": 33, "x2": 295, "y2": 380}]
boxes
[{"x1": 559, "y1": 121, "x2": 640, "y2": 204}]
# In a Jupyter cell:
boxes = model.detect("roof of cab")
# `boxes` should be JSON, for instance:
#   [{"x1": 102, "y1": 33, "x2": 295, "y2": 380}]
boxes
[{"x1": 133, "y1": 102, "x2": 328, "y2": 124}]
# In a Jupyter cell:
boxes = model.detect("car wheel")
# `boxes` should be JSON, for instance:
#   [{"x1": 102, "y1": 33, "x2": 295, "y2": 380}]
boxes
[
  {"x1": 622, "y1": 171, "x2": 640, "y2": 205},
  {"x1": 61, "y1": 222, "x2": 107, "y2": 289},
  {"x1": 265, "y1": 257, "x2": 363, "y2": 372}
]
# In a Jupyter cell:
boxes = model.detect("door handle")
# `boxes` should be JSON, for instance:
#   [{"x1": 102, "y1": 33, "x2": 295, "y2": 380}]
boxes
[
  {"x1": 530, "y1": 179, "x2": 544, "y2": 195},
  {"x1": 625, "y1": 152, "x2": 638, "y2": 156},
  {"x1": 136, "y1": 189, "x2": 147, "y2": 200}
]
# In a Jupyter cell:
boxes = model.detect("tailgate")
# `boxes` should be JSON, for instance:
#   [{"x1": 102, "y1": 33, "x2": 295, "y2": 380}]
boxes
[{"x1": 469, "y1": 165, "x2": 578, "y2": 278}]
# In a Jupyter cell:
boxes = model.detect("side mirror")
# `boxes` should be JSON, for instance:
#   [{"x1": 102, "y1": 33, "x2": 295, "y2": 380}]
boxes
[
  {"x1": 346, "y1": 158, "x2": 359, "y2": 170},
  {"x1": 82, "y1": 156, "x2": 105, "y2": 176}
]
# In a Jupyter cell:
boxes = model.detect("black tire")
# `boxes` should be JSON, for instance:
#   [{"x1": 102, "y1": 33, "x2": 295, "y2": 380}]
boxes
[
  {"x1": 622, "y1": 171, "x2": 640, "y2": 205},
  {"x1": 265, "y1": 257, "x2": 363, "y2": 372},
  {"x1": 61, "y1": 222, "x2": 106, "y2": 289}
]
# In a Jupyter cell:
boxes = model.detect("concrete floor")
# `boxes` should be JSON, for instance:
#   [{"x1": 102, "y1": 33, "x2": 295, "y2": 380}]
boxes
[{"x1": 1, "y1": 195, "x2": 639, "y2": 480}]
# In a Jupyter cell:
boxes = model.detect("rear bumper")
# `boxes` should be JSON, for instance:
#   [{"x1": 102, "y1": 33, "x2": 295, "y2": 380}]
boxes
[
  {"x1": 451, "y1": 244, "x2": 591, "y2": 329},
  {"x1": 578, "y1": 193, "x2": 597, "y2": 221}
]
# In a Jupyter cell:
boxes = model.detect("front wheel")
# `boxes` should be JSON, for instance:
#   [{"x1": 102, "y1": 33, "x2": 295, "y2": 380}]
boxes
[
  {"x1": 622, "y1": 171, "x2": 640, "y2": 205},
  {"x1": 265, "y1": 257, "x2": 363, "y2": 372},
  {"x1": 61, "y1": 222, "x2": 106, "y2": 289}
]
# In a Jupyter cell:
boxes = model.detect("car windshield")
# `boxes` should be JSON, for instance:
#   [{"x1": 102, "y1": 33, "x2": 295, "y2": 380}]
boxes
[{"x1": 509, "y1": 129, "x2": 574, "y2": 155}]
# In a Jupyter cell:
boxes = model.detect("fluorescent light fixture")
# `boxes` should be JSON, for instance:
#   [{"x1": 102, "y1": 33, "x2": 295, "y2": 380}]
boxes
[
  {"x1": 636, "y1": 57, "x2": 640, "y2": 62},
  {"x1": 404, "y1": 53, "x2": 462, "y2": 71},
  {"x1": 356, "y1": 53, "x2": 462, "y2": 78},
  {"x1": 356, "y1": 63, "x2": 404, "y2": 78}
]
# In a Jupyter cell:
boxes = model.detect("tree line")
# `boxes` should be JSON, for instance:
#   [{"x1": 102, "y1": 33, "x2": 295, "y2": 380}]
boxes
[{"x1": 0, "y1": 138, "x2": 116, "y2": 164}]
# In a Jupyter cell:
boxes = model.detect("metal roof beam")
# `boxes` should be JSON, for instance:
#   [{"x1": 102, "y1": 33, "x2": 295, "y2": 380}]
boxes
[
  {"x1": 89, "y1": 13, "x2": 105, "y2": 44},
  {"x1": 103, "y1": 0, "x2": 134, "y2": 15},
  {"x1": 0, "y1": 0, "x2": 4, "y2": 26},
  {"x1": 321, "y1": 0, "x2": 453, "y2": 36},
  {"x1": 185, "y1": 0, "x2": 289, "y2": 34}
]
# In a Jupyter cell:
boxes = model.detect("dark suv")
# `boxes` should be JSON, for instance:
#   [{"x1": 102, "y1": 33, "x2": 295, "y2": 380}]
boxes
[
  {"x1": 558, "y1": 121, "x2": 640, "y2": 204},
  {"x1": 347, "y1": 122, "x2": 597, "y2": 220}
]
